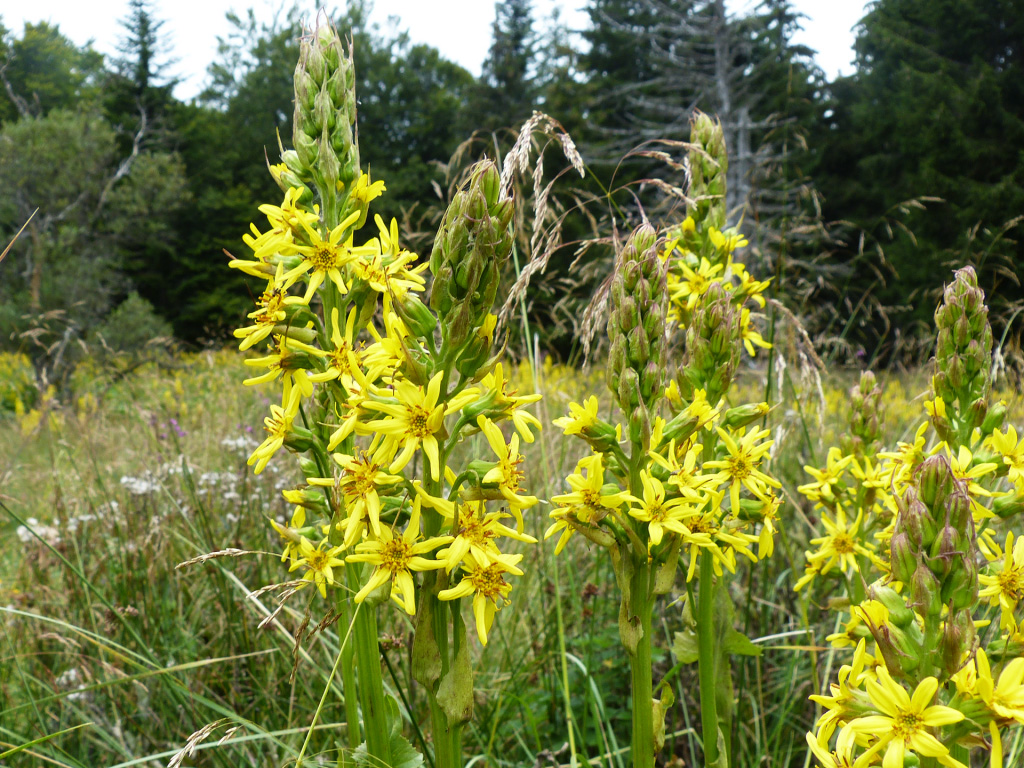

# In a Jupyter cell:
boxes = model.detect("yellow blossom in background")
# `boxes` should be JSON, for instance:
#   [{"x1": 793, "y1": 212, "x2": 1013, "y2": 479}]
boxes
[{"x1": 990, "y1": 426, "x2": 1024, "y2": 487}]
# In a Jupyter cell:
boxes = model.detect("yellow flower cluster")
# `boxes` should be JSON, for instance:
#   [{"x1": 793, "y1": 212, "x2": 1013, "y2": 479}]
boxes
[
  {"x1": 800, "y1": 273, "x2": 1024, "y2": 768},
  {"x1": 660, "y1": 216, "x2": 772, "y2": 358},
  {"x1": 230, "y1": 164, "x2": 539, "y2": 646}
]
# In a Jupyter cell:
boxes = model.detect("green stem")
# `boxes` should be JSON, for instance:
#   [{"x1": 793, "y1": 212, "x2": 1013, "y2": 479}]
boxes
[
  {"x1": 697, "y1": 550, "x2": 720, "y2": 768},
  {"x1": 349, "y1": 566, "x2": 392, "y2": 767},
  {"x1": 336, "y1": 590, "x2": 361, "y2": 761},
  {"x1": 628, "y1": 558, "x2": 655, "y2": 768}
]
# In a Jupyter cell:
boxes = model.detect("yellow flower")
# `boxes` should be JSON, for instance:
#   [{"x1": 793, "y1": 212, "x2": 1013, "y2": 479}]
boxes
[
  {"x1": 980, "y1": 531, "x2": 1024, "y2": 631},
  {"x1": 838, "y1": 666, "x2": 965, "y2": 768},
  {"x1": 805, "y1": 731, "x2": 855, "y2": 768},
  {"x1": 553, "y1": 396, "x2": 600, "y2": 435},
  {"x1": 478, "y1": 416, "x2": 539, "y2": 529},
  {"x1": 282, "y1": 210, "x2": 378, "y2": 302},
  {"x1": 416, "y1": 495, "x2": 536, "y2": 572},
  {"x1": 740, "y1": 308, "x2": 772, "y2": 357},
  {"x1": 232, "y1": 265, "x2": 306, "y2": 351},
  {"x1": 242, "y1": 334, "x2": 322, "y2": 398},
  {"x1": 438, "y1": 552, "x2": 523, "y2": 645},
  {"x1": 704, "y1": 426, "x2": 780, "y2": 514},
  {"x1": 708, "y1": 227, "x2": 748, "y2": 256},
  {"x1": 362, "y1": 372, "x2": 474, "y2": 481},
  {"x1": 973, "y1": 648, "x2": 1024, "y2": 723},
  {"x1": 306, "y1": 307, "x2": 375, "y2": 390},
  {"x1": 479, "y1": 362, "x2": 542, "y2": 443},
  {"x1": 879, "y1": 423, "x2": 930, "y2": 490},
  {"x1": 681, "y1": 497, "x2": 759, "y2": 581},
  {"x1": 259, "y1": 186, "x2": 320, "y2": 236},
  {"x1": 810, "y1": 638, "x2": 874, "y2": 743},
  {"x1": 803, "y1": 505, "x2": 874, "y2": 579},
  {"x1": 990, "y1": 426, "x2": 1024, "y2": 487},
  {"x1": 290, "y1": 537, "x2": 346, "y2": 598},
  {"x1": 247, "y1": 382, "x2": 302, "y2": 474},
  {"x1": 627, "y1": 470, "x2": 707, "y2": 547},
  {"x1": 649, "y1": 438, "x2": 713, "y2": 495},
  {"x1": 547, "y1": 454, "x2": 632, "y2": 554},
  {"x1": 318, "y1": 450, "x2": 401, "y2": 547},
  {"x1": 799, "y1": 447, "x2": 855, "y2": 502},
  {"x1": 682, "y1": 388, "x2": 719, "y2": 431},
  {"x1": 671, "y1": 256, "x2": 724, "y2": 311},
  {"x1": 346, "y1": 500, "x2": 451, "y2": 614},
  {"x1": 348, "y1": 171, "x2": 386, "y2": 205}
]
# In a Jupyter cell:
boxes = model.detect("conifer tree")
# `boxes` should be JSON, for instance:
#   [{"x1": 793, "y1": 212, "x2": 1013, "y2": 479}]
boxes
[{"x1": 476, "y1": 0, "x2": 538, "y2": 132}]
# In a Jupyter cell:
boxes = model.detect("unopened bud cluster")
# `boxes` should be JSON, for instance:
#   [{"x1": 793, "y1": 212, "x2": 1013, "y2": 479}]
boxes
[
  {"x1": 688, "y1": 112, "x2": 728, "y2": 232},
  {"x1": 932, "y1": 266, "x2": 993, "y2": 443},
  {"x1": 840, "y1": 370, "x2": 883, "y2": 458},
  {"x1": 429, "y1": 162, "x2": 513, "y2": 357},
  {"x1": 292, "y1": 25, "x2": 359, "y2": 204},
  {"x1": 677, "y1": 283, "x2": 740, "y2": 406},
  {"x1": 887, "y1": 456, "x2": 977, "y2": 677},
  {"x1": 606, "y1": 224, "x2": 667, "y2": 450}
]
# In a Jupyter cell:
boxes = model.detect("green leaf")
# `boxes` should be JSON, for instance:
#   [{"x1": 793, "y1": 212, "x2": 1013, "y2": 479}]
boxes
[
  {"x1": 671, "y1": 628, "x2": 699, "y2": 665},
  {"x1": 722, "y1": 627, "x2": 763, "y2": 657},
  {"x1": 436, "y1": 611, "x2": 474, "y2": 726},
  {"x1": 353, "y1": 732, "x2": 423, "y2": 768},
  {"x1": 353, "y1": 696, "x2": 423, "y2": 768}
]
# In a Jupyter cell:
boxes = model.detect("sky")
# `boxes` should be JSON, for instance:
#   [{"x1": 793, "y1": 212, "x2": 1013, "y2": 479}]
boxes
[{"x1": 2, "y1": 0, "x2": 869, "y2": 101}]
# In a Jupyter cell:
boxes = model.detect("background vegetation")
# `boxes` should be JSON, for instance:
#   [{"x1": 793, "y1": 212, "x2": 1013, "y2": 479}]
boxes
[
  {"x1": 2, "y1": 0, "x2": 1022, "y2": 374},
  {"x1": 2, "y1": 0, "x2": 1024, "y2": 765}
]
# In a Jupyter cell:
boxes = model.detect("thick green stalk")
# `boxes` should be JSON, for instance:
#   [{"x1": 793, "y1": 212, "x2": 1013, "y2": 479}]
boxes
[
  {"x1": 422, "y1": 469, "x2": 461, "y2": 768},
  {"x1": 628, "y1": 558, "x2": 655, "y2": 768},
  {"x1": 348, "y1": 565, "x2": 392, "y2": 766},
  {"x1": 336, "y1": 590, "x2": 361, "y2": 760},
  {"x1": 697, "y1": 550, "x2": 720, "y2": 767}
]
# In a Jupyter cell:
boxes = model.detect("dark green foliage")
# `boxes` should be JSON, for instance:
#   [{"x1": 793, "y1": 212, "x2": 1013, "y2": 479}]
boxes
[
  {"x1": 0, "y1": 21, "x2": 104, "y2": 120},
  {"x1": 812, "y1": 0, "x2": 1024, "y2": 339},
  {"x1": 474, "y1": 0, "x2": 538, "y2": 133}
]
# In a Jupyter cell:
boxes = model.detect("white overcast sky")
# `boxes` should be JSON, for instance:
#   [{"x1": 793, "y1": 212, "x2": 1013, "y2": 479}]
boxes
[{"x1": 2, "y1": 0, "x2": 868, "y2": 100}]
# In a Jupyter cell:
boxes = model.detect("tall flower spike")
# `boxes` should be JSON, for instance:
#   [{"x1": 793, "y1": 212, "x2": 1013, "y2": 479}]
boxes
[
  {"x1": 607, "y1": 223, "x2": 667, "y2": 450},
  {"x1": 428, "y1": 160, "x2": 514, "y2": 354},
  {"x1": 932, "y1": 266, "x2": 993, "y2": 444},
  {"x1": 840, "y1": 369, "x2": 883, "y2": 459}
]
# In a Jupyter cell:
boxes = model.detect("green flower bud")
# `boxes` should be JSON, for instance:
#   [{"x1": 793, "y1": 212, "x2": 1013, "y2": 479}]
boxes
[
  {"x1": 944, "y1": 555, "x2": 979, "y2": 611},
  {"x1": 939, "y1": 609, "x2": 975, "y2": 677},
  {"x1": 871, "y1": 585, "x2": 916, "y2": 628},
  {"x1": 890, "y1": 531, "x2": 920, "y2": 585},
  {"x1": 392, "y1": 294, "x2": 438, "y2": 339},
  {"x1": 993, "y1": 492, "x2": 1024, "y2": 519},
  {"x1": 918, "y1": 455, "x2": 951, "y2": 510},
  {"x1": 910, "y1": 563, "x2": 943, "y2": 617},
  {"x1": 722, "y1": 402, "x2": 770, "y2": 429},
  {"x1": 299, "y1": 456, "x2": 320, "y2": 478},
  {"x1": 933, "y1": 266, "x2": 993, "y2": 443},
  {"x1": 680, "y1": 282, "x2": 739, "y2": 405},
  {"x1": 688, "y1": 111, "x2": 729, "y2": 233}
]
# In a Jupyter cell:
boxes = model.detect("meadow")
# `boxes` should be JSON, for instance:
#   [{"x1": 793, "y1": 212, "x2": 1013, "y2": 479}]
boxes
[
  {"x1": 2, "y1": 11, "x2": 1023, "y2": 768},
  {"x1": 2, "y1": 341, "x2": 1022, "y2": 766}
]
